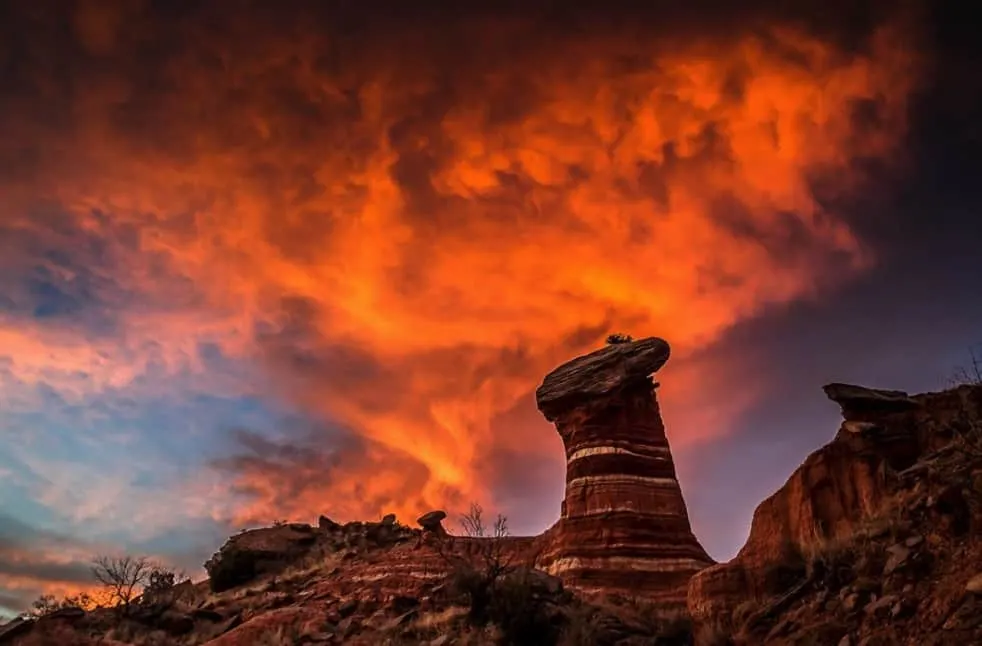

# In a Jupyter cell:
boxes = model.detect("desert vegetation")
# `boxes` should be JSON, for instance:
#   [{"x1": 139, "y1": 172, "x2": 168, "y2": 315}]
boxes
[
  {"x1": 438, "y1": 503, "x2": 560, "y2": 643},
  {"x1": 431, "y1": 503, "x2": 701, "y2": 645},
  {"x1": 19, "y1": 592, "x2": 97, "y2": 619},
  {"x1": 948, "y1": 345, "x2": 982, "y2": 387},
  {"x1": 605, "y1": 333, "x2": 634, "y2": 344},
  {"x1": 20, "y1": 555, "x2": 188, "y2": 621}
]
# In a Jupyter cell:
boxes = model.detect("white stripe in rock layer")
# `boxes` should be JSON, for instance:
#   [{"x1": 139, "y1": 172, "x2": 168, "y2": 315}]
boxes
[
  {"x1": 566, "y1": 474, "x2": 679, "y2": 489},
  {"x1": 544, "y1": 556, "x2": 710, "y2": 574},
  {"x1": 570, "y1": 506, "x2": 684, "y2": 518},
  {"x1": 351, "y1": 571, "x2": 445, "y2": 583},
  {"x1": 567, "y1": 445, "x2": 670, "y2": 463}
]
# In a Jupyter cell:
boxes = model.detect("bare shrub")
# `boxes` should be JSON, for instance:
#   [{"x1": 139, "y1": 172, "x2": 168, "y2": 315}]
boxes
[
  {"x1": 91, "y1": 555, "x2": 157, "y2": 615},
  {"x1": 19, "y1": 592, "x2": 97, "y2": 619},
  {"x1": 441, "y1": 503, "x2": 514, "y2": 624},
  {"x1": 488, "y1": 569, "x2": 562, "y2": 646},
  {"x1": 605, "y1": 333, "x2": 633, "y2": 345},
  {"x1": 140, "y1": 565, "x2": 192, "y2": 610},
  {"x1": 948, "y1": 345, "x2": 982, "y2": 387},
  {"x1": 436, "y1": 503, "x2": 570, "y2": 644}
]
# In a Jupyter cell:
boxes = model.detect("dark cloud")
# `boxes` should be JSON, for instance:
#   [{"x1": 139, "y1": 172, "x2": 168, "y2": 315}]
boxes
[
  {"x1": 0, "y1": 559, "x2": 93, "y2": 587},
  {"x1": 0, "y1": 209, "x2": 131, "y2": 335},
  {"x1": 211, "y1": 426, "x2": 436, "y2": 526},
  {"x1": 0, "y1": 514, "x2": 79, "y2": 554},
  {"x1": 0, "y1": 514, "x2": 95, "y2": 591}
]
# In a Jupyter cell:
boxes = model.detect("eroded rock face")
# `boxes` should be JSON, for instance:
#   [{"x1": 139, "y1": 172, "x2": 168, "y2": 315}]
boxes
[
  {"x1": 205, "y1": 524, "x2": 320, "y2": 592},
  {"x1": 687, "y1": 382, "x2": 982, "y2": 633},
  {"x1": 534, "y1": 337, "x2": 713, "y2": 604}
]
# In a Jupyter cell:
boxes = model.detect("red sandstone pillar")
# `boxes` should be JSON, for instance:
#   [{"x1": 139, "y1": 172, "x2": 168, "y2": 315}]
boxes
[{"x1": 535, "y1": 337, "x2": 714, "y2": 603}]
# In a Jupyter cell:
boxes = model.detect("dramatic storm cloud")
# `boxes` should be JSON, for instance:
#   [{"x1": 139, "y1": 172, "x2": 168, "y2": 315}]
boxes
[{"x1": 5, "y1": 0, "x2": 978, "y2": 617}]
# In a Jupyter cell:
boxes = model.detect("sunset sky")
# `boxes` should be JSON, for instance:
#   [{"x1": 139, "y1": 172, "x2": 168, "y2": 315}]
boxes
[{"x1": 1, "y1": 0, "x2": 980, "y2": 617}]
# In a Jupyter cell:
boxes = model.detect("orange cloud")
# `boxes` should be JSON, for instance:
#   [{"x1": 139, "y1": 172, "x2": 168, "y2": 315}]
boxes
[{"x1": 0, "y1": 7, "x2": 918, "y2": 529}]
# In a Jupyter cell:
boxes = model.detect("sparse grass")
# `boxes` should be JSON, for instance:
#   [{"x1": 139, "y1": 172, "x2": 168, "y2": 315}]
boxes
[
  {"x1": 19, "y1": 592, "x2": 100, "y2": 619},
  {"x1": 947, "y1": 345, "x2": 982, "y2": 388},
  {"x1": 271, "y1": 556, "x2": 332, "y2": 589},
  {"x1": 224, "y1": 577, "x2": 276, "y2": 602},
  {"x1": 617, "y1": 597, "x2": 693, "y2": 636},
  {"x1": 106, "y1": 620, "x2": 140, "y2": 643},
  {"x1": 606, "y1": 333, "x2": 633, "y2": 345},
  {"x1": 796, "y1": 499, "x2": 917, "y2": 590},
  {"x1": 412, "y1": 606, "x2": 468, "y2": 631},
  {"x1": 255, "y1": 622, "x2": 307, "y2": 646},
  {"x1": 382, "y1": 606, "x2": 471, "y2": 644},
  {"x1": 802, "y1": 537, "x2": 856, "y2": 590},
  {"x1": 951, "y1": 410, "x2": 982, "y2": 459}
]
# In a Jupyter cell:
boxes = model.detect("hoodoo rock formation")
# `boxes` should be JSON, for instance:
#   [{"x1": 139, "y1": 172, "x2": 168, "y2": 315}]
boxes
[{"x1": 534, "y1": 337, "x2": 714, "y2": 604}]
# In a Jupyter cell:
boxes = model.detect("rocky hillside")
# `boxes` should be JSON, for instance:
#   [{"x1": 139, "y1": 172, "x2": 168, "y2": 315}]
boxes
[
  {"x1": 689, "y1": 382, "x2": 982, "y2": 645},
  {"x1": 0, "y1": 511, "x2": 699, "y2": 645},
  {"x1": 3, "y1": 337, "x2": 982, "y2": 645}
]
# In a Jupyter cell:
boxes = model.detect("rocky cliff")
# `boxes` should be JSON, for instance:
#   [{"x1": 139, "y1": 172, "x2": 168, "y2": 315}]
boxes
[
  {"x1": 534, "y1": 337, "x2": 714, "y2": 604},
  {"x1": 688, "y1": 382, "x2": 982, "y2": 645}
]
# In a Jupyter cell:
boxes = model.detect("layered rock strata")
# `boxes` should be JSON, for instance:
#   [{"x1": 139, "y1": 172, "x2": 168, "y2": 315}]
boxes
[
  {"x1": 534, "y1": 337, "x2": 713, "y2": 602},
  {"x1": 687, "y1": 382, "x2": 982, "y2": 630}
]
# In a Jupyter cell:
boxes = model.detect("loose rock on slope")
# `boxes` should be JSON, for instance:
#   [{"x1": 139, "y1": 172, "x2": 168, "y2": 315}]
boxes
[{"x1": 688, "y1": 382, "x2": 982, "y2": 646}]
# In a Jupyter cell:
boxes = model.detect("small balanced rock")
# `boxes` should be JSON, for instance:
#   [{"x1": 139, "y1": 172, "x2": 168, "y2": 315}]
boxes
[
  {"x1": 318, "y1": 515, "x2": 342, "y2": 532},
  {"x1": 417, "y1": 510, "x2": 448, "y2": 534},
  {"x1": 381, "y1": 513, "x2": 397, "y2": 526},
  {"x1": 823, "y1": 383, "x2": 920, "y2": 417}
]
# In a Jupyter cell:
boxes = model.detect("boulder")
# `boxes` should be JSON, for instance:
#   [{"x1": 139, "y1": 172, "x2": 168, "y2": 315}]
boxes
[
  {"x1": 536, "y1": 336, "x2": 670, "y2": 421},
  {"x1": 417, "y1": 511, "x2": 448, "y2": 533},
  {"x1": 823, "y1": 383, "x2": 920, "y2": 417},
  {"x1": 204, "y1": 524, "x2": 319, "y2": 592}
]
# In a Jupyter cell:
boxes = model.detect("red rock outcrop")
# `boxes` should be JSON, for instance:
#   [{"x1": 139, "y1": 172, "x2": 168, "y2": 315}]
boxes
[
  {"x1": 205, "y1": 523, "x2": 322, "y2": 592},
  {"x1": 534, "y1": 337, "x2": 714, "y2": 604},
  {"x1": 687, "y1": 382, "x2": 982, "y2": 633}
]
